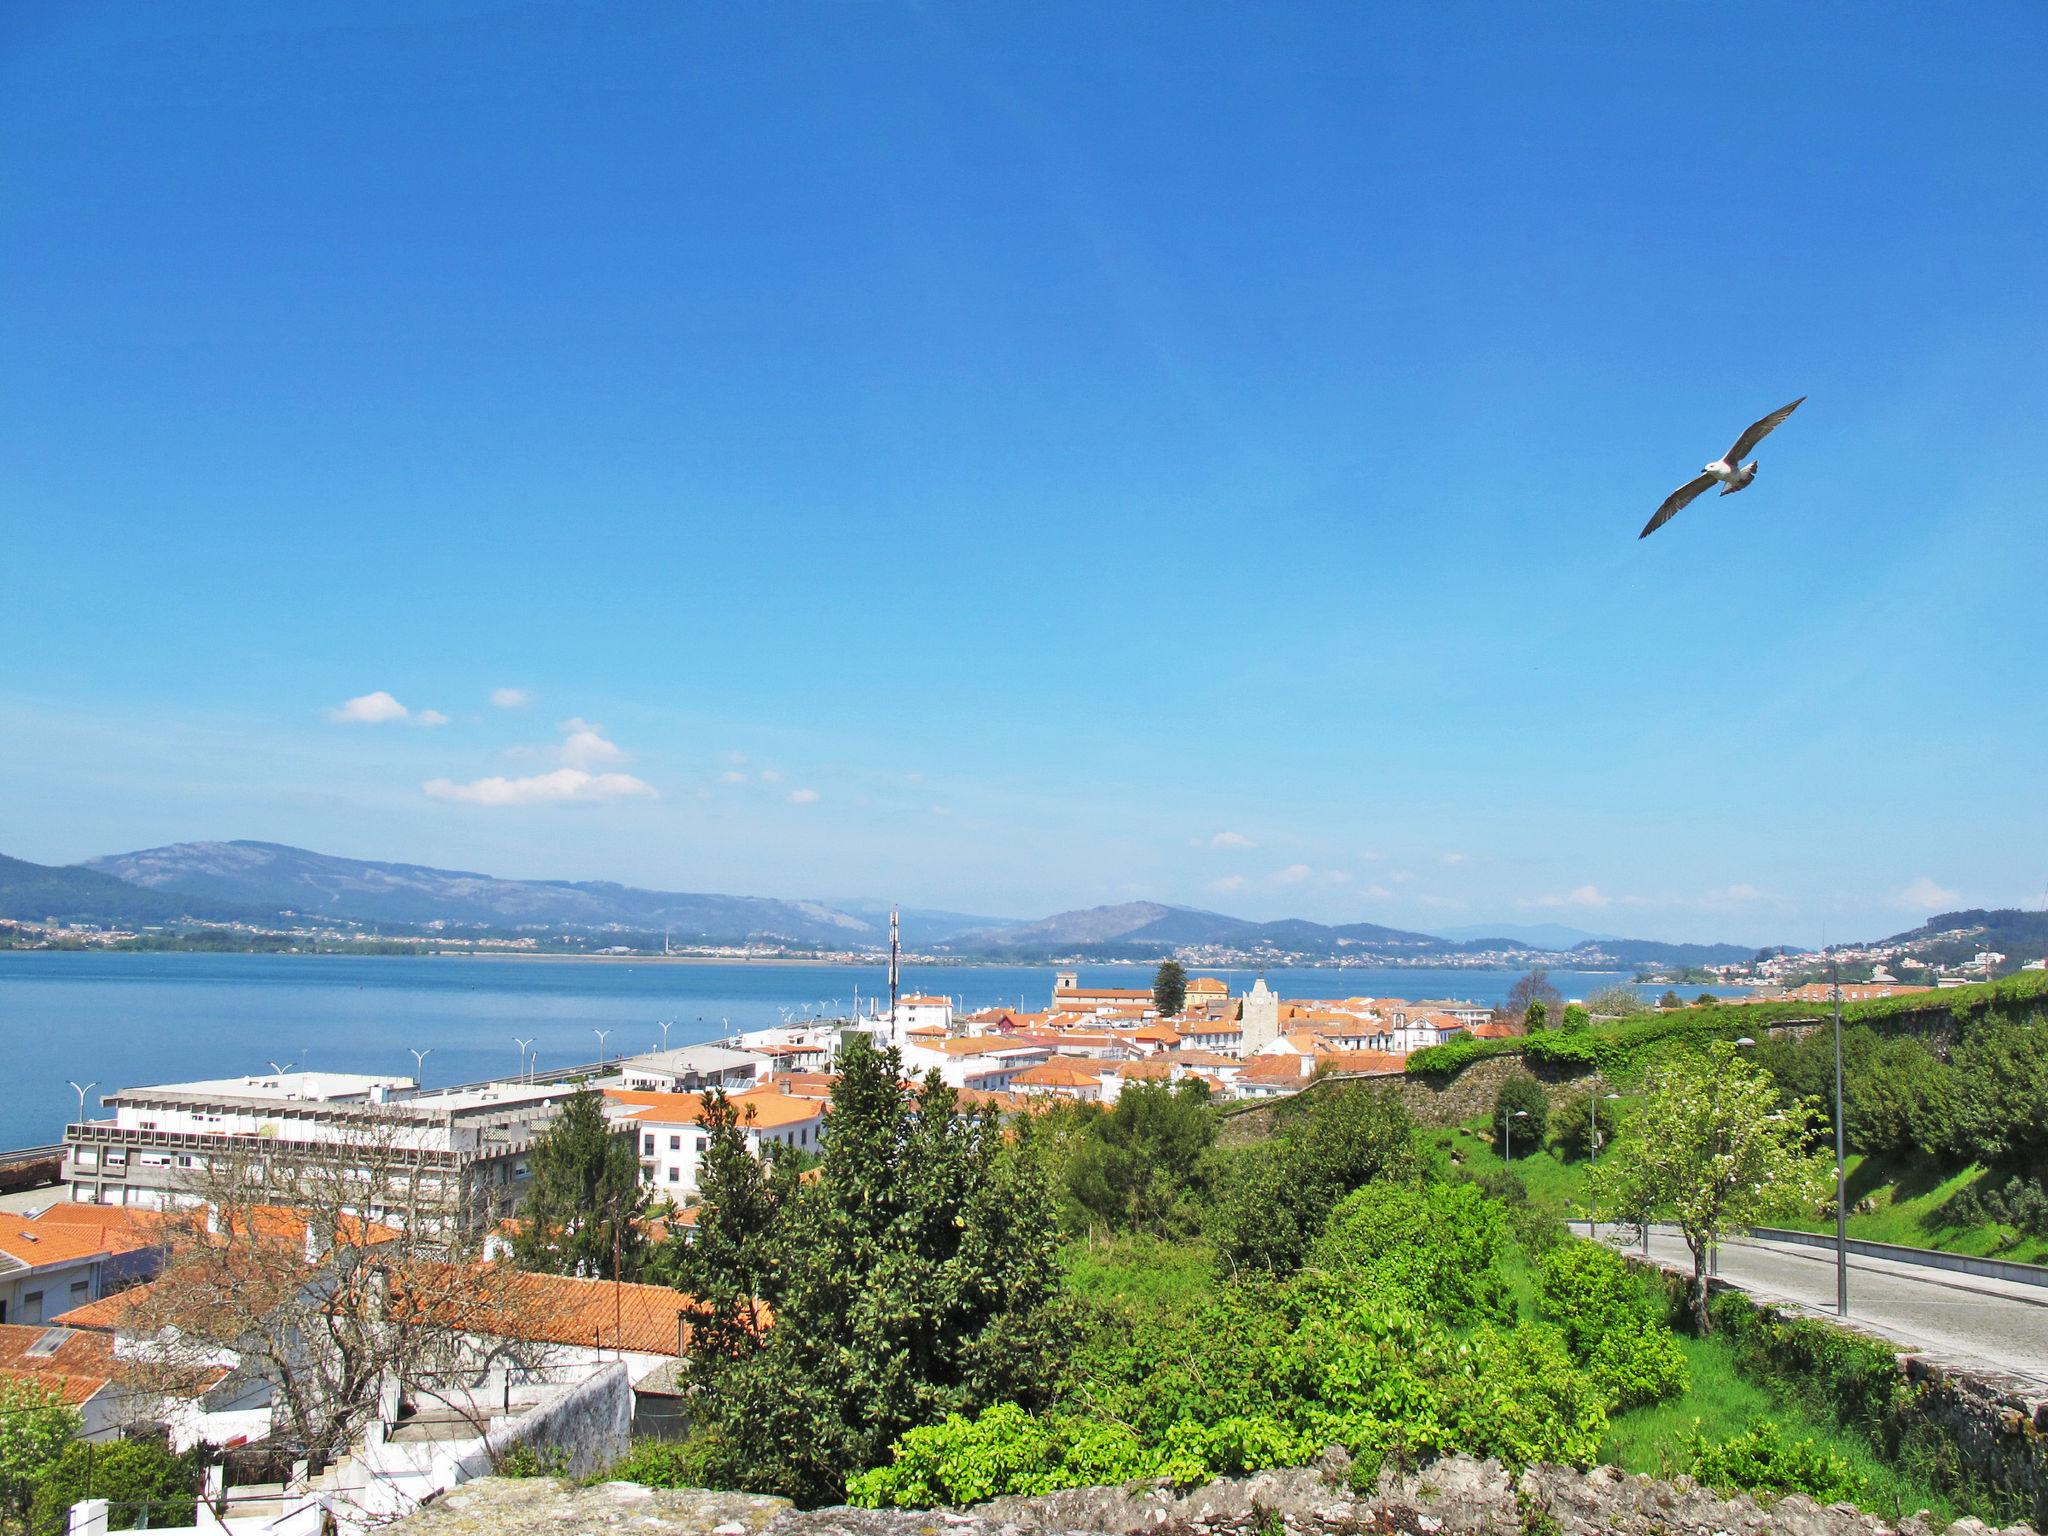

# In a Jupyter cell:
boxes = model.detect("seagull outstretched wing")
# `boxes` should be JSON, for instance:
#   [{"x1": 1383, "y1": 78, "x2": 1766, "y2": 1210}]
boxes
[
  {"x1": 1640, "y1": 473, "x2": 1718, "y2": 539},
  {"x1": 1725, "y1": 396, "x2": 1806, "y2": 465}
]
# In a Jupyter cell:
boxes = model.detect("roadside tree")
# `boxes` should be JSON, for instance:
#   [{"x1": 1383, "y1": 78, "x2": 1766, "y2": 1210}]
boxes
[
  {"x1": 1493, "y1": 1073, "x2": 1549, "y2": 1155},
  {"x1": 1601, "y1": 1043, "x2": 1832, "y2": 1332},
  {"x1": 1584, "y1": 984, "x2": 1651, "y2": 1019},
  {"x1": 0, "y1": 1380, "x2": 78, "y2": 1530}
]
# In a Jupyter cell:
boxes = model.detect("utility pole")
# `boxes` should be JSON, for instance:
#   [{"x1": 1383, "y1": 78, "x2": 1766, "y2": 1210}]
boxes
[{"x1": 888, "y1": 906, "x2": 900, "y2": 1023}]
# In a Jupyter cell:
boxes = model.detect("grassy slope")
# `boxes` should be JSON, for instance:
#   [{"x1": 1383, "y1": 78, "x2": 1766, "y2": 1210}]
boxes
[
  {"x1": 1765, "y1": 1154, "x2": 2048, "y2": 1266},
  {"x1": 1440, "y1": 1118, "x2": 2048, "y2": 1267}
]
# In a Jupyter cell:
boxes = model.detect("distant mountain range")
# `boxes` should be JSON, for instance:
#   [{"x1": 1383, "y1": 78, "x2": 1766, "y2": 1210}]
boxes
[
  {"x1": 1430, "y1": 923, "x2": 1621, "y2": 947},
  {"x1": 0, "y1": 840, "x2": 1771, "y2": 966}
]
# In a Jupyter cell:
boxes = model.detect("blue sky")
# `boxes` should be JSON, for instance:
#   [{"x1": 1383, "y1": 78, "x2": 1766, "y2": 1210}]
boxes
[{"x1": 3, "y1": 2, "x2": 2044, "y2": 946}]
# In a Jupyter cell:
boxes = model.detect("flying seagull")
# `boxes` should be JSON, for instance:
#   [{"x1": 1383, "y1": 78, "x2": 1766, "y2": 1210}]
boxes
[{"x1": 1640, "y1": 397, "x2": 1806, "y2": 539}]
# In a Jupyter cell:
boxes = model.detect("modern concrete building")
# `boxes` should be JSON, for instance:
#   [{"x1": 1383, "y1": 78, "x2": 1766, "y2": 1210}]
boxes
[
  {"x1": 62, "y1": 1071, "x2": 585, "y2": 1226},
  {"x1": 615, "y1": 1045, "x2": 770, "y2": 1093}
]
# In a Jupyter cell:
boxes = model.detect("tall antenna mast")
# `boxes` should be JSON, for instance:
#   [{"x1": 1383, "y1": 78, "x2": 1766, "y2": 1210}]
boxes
[{"x1": 888, "y1": 906, "x2": 900, "y2": 1020}]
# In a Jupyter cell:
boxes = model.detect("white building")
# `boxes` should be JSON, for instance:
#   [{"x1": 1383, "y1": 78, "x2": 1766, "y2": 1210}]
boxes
[
  {"x1": 899, "y1": 1035, "x2": 1051, "y2": 1094},
  {"x1": 616, "y1": 1045, "x2": 770, "y2": 1093},
  {"x1": 605, "y1": 1087, "x2": 824, "y2": 1199},
  {"x1": 64, "y1": 1072, "x2": 583, "y2": 1225}
]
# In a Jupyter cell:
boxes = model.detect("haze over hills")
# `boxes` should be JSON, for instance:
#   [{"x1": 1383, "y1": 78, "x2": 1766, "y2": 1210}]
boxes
[
  {"x1": 1430, "y1": 923, "x2": 1622, "y2": 947},
  {"x1": 0, "y1": 839, "x2": 1792, "y2": 966}
]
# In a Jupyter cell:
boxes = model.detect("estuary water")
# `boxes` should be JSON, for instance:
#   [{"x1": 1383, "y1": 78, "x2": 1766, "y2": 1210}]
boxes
[{"x1": 0, "y1": 953, "x2": 1745, "y2": 1151}]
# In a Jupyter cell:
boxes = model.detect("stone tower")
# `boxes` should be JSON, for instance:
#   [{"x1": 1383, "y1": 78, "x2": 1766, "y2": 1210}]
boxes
[{"x1": 1240, "y1": 976, "x2": 1280, "y2": 1055}]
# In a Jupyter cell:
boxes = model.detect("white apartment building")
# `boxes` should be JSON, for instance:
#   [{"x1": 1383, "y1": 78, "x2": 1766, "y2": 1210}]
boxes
[
  {"x1": 899, "y1": 1035, "x2": 1051, "y2": 1094},
  {"x1": 605, "y1": 1087, "x2": 824, "y2": 1199},
  {"x1": 63, "y1": 1071, "x2": 583, "y2": 1225}
]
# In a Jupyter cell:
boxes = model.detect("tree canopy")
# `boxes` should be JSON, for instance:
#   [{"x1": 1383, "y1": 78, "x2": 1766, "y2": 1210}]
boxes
[
  {"x1": 1601, "y1": 1043, "x2": 1832, "y2": 1330},
  {"x1": 514, "y1": 1085, "x2": 648, "y2": 1280},
  {"x1": 666, "y1": 1033, "x2": 1066, "y2": 1506},
  {"x1": 1152, "y1": 960, "x2": 1188, "y2": 1018}
]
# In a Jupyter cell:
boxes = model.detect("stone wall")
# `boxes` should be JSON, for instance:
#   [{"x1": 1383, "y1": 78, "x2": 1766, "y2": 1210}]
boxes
[
  {"x1": 463, "y1": 1361, "x2": 632, "y2": 1480},
  {"x1": 1630, "y1": 1259, "x2": 2048, "y2": 1527},
  {"x1": 389, "y1": 1452, "x2": 2040, "y2": 1536}
]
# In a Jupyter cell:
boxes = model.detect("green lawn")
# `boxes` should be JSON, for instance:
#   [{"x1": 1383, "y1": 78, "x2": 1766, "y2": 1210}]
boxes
[
  {"x1": 1767, "y1": 1155, "x2": 2048, "y2": 1265},
  {"x1": 1601, "y1": 1331, "x2": 1959, "y2": 1520}
]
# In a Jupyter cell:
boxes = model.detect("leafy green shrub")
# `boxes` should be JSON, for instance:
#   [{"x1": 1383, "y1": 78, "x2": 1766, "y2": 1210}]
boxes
[
  {"x1": 1443, "y1": 1324, "x2": 1607, "y2": 1472},
  {"x1": 0, "y1": 1380, "x2": 79, "y2": 1521},
  {"x1": 1493, "y1": 1074, "x2": 1549, "y2": 1154},
  {"x1": 495, "y1": 1442, "x2": 571, "y2": 1477},
  {"x1": 1309, "y1": 1180, "x2": 1513, "y2": 1324},
  {"x1": 31, "y1": 1441, "x2": 199, "y2": 1533},
  {"x1": 1207, "y1": 1087, "x2": 1418, "y2": 1275},
  {"x1": 1940, "y1": 1173, "x2": 2048, "y2": 1240},
  {"x1": 1685, "y1": 1415, "x2": 1863, "y2": 1502},
  {"x1": 606, "y1": 1436, "x2": 719, "y2": 1488},
  {"x1": 1535, "y1": 1241, "x2": 1688, "y2": 1410},
  {"x1": 1546, "y1": 1090, "x2": 1620, "y2": 1161}
]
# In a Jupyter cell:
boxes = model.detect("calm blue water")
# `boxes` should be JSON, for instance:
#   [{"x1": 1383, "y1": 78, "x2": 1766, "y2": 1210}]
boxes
[{"x1": 0, "y1": 953, "x2": 1747, "y2": 1151}]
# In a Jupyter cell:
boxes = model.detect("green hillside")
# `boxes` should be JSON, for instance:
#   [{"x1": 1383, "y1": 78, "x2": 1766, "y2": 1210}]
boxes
[{"x1": 0, "y1": 852, "x2": 252, "y2": 925}]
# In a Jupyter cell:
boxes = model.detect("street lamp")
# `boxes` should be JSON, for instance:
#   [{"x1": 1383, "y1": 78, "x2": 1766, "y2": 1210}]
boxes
[
  {"x1": 514, "y1": 1038, "x2": 534, "y2": 1083},
  {"x1": 67, "y1": 1080, "x2": 97, "y2": 1127},
  {"x1": 1830, "y1": 960, "x2": 1849, "y2": 1316},
  {"x1": 408, "y1": 1047, "x2": 432, "y2": 1087},
  {"x1": 594, "y1": 1028, "x2": 611, "y2": 1062},
  {"x1": 1587, "y1": 1089, "x2": 1621, "y2": 1238},
  {"x1": 1502, "y1": 1107, "x2": 1529, "y2": 1161},
  {"x1": 657, "y1": 1020, "x2": 673, "y2": 1051}
]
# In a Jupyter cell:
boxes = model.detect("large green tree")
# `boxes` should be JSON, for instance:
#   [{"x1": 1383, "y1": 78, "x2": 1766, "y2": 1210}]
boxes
[
  {"x1": 1061, "y1": 1080, "x2": 1216, "y2": 1237},
  {"x1": 674, "y1": 1033, "x2": 1065, "y2": 1506},
  {"x1": 513, "y1": 1086, "x2": 648, "y2": 1280},
  {"x1": 0, "y1": 1380, "x2": 77, "y2": 1528},
  {"x1": 1493, "y1": 1073, "x2": 1549, "y2": 1155},
  {"x1": 1152, "y1": 960, "x2": 1188, "y2": 1018},
  {"x1": 1208, "y1": 1085, "x2": 1417, "y2": 1274},
  {"x1": 1601, "y1": 1043, "x2": 1832, "y2": 1331}
]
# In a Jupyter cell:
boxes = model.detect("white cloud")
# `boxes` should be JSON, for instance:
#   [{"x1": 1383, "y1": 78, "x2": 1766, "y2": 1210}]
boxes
[
  {"x1": 1441, "y1": 851, "x2": 1470, "y2": 866},
  {"x1": 490, "y1": 688, "x2": 533, "y2": 709},
  {"x1": 327, "y1": 691, "x2": 412, "y2": 725},
  {"x1": 787, "y1": 788, "x2": 819, "y2": 805},
  {"x1": 718, "y1": 770, "x2": 747, "y2": 784},
  {"x1": 1210, "y1": 831, "x2": 1257, "y2": 850},
  {"x1": 327, "y1": 691, "x2": 451, "y2": 727},
  {"x1": 1897, "y1": 876, "x2": 1961, "y2": 911},
  {"x1": 930, "y1": 805, "x2": 952, "y2": 817},
  {"x1": 1358, "y1": 884, "x2": 1395, "y2": 900},
  {"x1": 423, "y1": 769, "x2": 656, "y2": 806},
  {"x1": 1525, "y1": 884, "x2": 1611, "y2": 910},
  {"x1": 558, "y1": 719, "x2": 627, "y2": 769},
  {"x1": 1272, "y1": 863, "x2": 1314, "y2": 886},
  {"x1": 1207, "y1": 875, "x2": 1247, "y2": 894},
  {"x1": 723, "y1": 750, "x2": 747, "y2": 765},
  {"x1": 758, "y1": 768, "x2": 785, "y2": 784},
  {"x1": 1418, "y1": 894, "x2": 1467, "y2": 910}
]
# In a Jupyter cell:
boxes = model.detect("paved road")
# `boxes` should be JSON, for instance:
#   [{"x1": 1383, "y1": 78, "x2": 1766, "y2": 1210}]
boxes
[{"x1": 1588, "y1": 1223, "x2": 2048, "y2": 1392}]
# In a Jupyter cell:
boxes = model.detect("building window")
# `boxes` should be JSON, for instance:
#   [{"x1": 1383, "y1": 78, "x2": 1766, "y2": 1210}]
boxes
[
  {"x1": 669, "y1": 1135, "x2": 681, "y2": 1151},
  {"x1": 643, "y1": 1135, "x2": 655, "y2": 1155},
  {"x1": 70, "y1": 1281, "x2": 89, "y2": 1297},
  {"x1": 695, "y1": 1137, "x2": 708, "y2": 1153},
  {"x1": 667, "y1": 1168, "x2": 679, "y2": 1183}
]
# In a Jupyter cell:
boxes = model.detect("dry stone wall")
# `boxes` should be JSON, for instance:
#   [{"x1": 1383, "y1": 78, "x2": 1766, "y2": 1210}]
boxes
[{"x1": 392, "y1": 1453, "x2": 2043, "y2": 1536}]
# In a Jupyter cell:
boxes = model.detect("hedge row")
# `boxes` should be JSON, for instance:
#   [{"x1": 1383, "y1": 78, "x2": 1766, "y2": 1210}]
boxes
[{"x1": 1404, "y1": 972, "x2": 2048, "y2": 1080}]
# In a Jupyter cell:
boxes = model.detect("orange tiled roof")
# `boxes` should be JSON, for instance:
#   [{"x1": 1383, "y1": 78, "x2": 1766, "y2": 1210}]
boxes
[
  {"x1": 53, "y1": 1281, "x2": 158, "y2": 1331},
  {"x1": 1238, "y1": 1055, "x2": 1311, "y2": 1081},
  {"x1": 0, "y1": 1205, "x2": 166, "y2": 1269},
  {"x1": 1116, "y1": 1059, "x2": 1174, "y2": 1080},
  {"x1": 0, "y1": 1324, "x2": 114, "y2": 1406},
  {"x1": 606, "y1": 1085, "x2": 824, "y2": 1131},
  {"x1": 1013, "y1": 1060, "x2": 1104, "y2": 1089}
]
